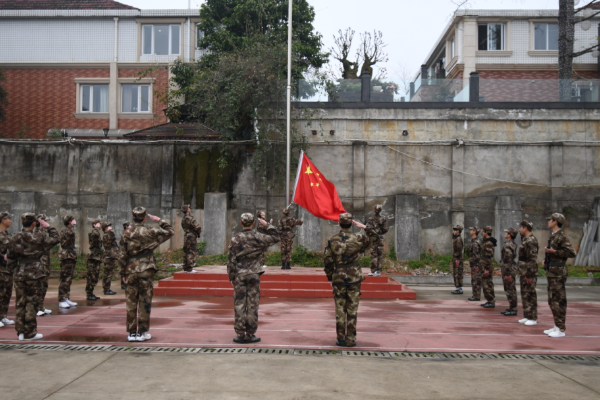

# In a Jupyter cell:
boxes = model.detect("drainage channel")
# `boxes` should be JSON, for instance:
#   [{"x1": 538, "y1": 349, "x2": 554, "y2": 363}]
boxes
[{"x1": 0, "y1": 344, "x2": 599, "y2": 362}]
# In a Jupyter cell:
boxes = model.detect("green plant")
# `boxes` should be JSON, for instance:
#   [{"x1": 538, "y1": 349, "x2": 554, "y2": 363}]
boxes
[
  {"x1": 358, "y1": 255, "x2": 371, "y2": 269},
  {"x1": 197, "y1": 242, "x2": 206, "y2": 255},
  {"x1": 388, "y1": 246, "x2": 397, "y2": 261},
  {"x1": 16, "y1": 122, "x2": 30, "y2": 139},
  {"x1": 47, "y1": 127, "x2": 63, "y2": 139}
]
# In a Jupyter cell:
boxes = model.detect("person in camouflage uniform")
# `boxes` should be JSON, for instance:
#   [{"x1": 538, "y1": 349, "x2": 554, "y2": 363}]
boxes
[
  {"x1": 118, "y1": 207, "x2": 174, "y2": 342},
  {"x1": 86, "y1": 219, "x2": 103, "y2": 300},
  {"x1": 7, "y1": 213, "x2": 59, "y2": 340},
  {"x1": 58, "y1": 215, "x2": 78, "y2": 309},
  {"x1": 500, "y1": 228, "x2": 518, "y2": 316},
  {"x1": 517, "y1": 220, "x2": 539, "y2": 326},
  {"x1": 467, "y1": 227, "x2": 482, "y2": 302},
  {"x1": 120, "y1": 221, "x2": 131, "y2": 290},
  {"x1": 227, "y1": 213, "x2": 280, "y2": 343},
  {"x1": 324, "y1": 213, "x2": 378, "y2": 347},
  {"x1": 451, "y1": 225, "x2": 464, "y2": 294},
  {"x1": 34, "y1": 214, "x2": 55, "y2": 316},
  {"x1": 480, "y1": 226, "x2": 497, "y2": 308},
  {"x1": 256, "y1": 211, "x2": 272, "y2": 268},
  {"x1": 180, "y1": 205, "x2": 202, "y2": 273},
  {"x1": 101, "y1": 222, "x2": 119, "y2": 295},
  {"x1": 0, "y1": 212, "x2": 14, "y2": 327},
  {"x1": 543, "y1": 213, "x2": 576, "y2": 338},
  {"x1": 367, "y1": 204, "x2": 389, "y2": 277},
  {"x1": 277, "y1": 208, "x2": 303, "y2": 270}
]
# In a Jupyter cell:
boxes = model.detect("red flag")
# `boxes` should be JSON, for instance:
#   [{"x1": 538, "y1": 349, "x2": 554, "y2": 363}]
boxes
[{"x1": 292, "y1": 151, "x2": 346, "y2": 221}]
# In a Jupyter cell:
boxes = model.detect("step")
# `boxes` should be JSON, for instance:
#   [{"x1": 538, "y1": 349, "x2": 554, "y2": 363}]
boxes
[
  {"x1": 157, "y1": 279, "x2": 405, "y2": 292},
  {"x1": 171, "y1": 272, "x2": 391, "y2": 284}
]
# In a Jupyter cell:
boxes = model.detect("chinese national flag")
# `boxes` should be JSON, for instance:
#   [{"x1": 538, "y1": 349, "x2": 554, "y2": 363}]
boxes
[{"x1": 292, "y1": 151, "x2": 346, "y2": 221}]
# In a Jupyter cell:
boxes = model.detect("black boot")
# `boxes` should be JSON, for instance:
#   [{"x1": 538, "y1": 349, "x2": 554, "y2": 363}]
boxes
[
  {"x1": 104, "y1": 290, "x2": 116, "y2": 295},
  {"x1": 286, "y1": 262, "x2": 291, "y2": 270},
  {"x1": 281, "y1": 262, "x2": 286, "y2": 270}
]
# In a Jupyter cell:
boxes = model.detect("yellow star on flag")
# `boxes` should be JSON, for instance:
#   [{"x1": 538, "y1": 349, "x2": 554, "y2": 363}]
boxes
[
  {"x1": 316, "y1": 183, "x2": 320, "y2": 187},
  {"x1": 310, "y1": 182, "x2": 314, "y2": 187},
  {"x1": 305, "y1": 166, "x2": 313, "y2": 175}
]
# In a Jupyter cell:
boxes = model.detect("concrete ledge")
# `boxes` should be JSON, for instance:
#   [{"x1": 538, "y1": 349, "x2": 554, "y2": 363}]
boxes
[{"x1": 390, "y1": 275, "x2": 599, "y2": 286}]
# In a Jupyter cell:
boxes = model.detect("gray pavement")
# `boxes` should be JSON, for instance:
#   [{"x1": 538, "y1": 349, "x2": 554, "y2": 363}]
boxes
[{"x1": 1, "y1": 350, "x2": 600, "y2": 399}]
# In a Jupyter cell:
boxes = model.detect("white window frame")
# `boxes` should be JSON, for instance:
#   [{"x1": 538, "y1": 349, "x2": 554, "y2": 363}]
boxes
[
  {"x1": 120, "y1": 84, "x2": 152, "y2": 114},
  {"x1": 534, "y1": 23, "x2": 558, "y2": 51},
  {"x1": 450, "y1": 35, "x2": 455, "y2": 59},
  {"x1": 80, "y1": 84, "x2": 109, "y2": 113},
  {"x1": 142, "y1": 24, "x2": 181, "y2": 56},
  {"x1": 478, "y1": 23, "x2": 506, "y2": 51}
]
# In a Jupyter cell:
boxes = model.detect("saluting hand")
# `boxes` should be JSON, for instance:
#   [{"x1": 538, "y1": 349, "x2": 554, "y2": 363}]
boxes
[
  {"x1": 38, "y1": 219, "x2": 50, "y2": 229},
  {"x1": 147, "y1": 214, "x2": 161, "y2": 223},
  {"x1": 258, "y1": 218, "x2": 268, "y2": 226},
  {"x1": 353, "y1": 220, "x2": 366, "y2": 229}
]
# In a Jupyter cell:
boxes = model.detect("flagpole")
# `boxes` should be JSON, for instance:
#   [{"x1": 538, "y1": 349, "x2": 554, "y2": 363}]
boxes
[{"x1": 286, "y1": 0, "x2": 292, "y2": 206}]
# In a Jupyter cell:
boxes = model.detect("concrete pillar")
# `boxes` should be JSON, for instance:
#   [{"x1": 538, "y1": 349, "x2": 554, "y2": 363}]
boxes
[
  {"x1": 352, "y1": 141, "x2": 366, "y2": 211},
  {"x1": 361, "y1": 70, "x2": 371, "y2": 103},
  {"x1": 593, "y1": 198, "x2": 600, "y2": 242},
  {"x1": 107, "y1": 192, "x2": 131, "y2": 244},
  {"x1": 203, "y1": 193, "x2": 227, "y2": 255},
  {"x1": 395, "y1": 194, "x2": 420, "y2": 260},
  {"x1": 469, "y1": 72, "x2": 480, "y2": 103},
  {"x1": 11, "y1": 192, "x2": 36, "y2": 233},
  {"x1": 463, "y1": 17, "x2": 478, "y2": 91},
  {"x1": 66, "y1": 145, "x2": 80, "y2": 206},
  {"x1": 109, "y1": 62, "x2": 118, "y2": 129},
  {"x1": 451, "y1": 144, "x2": 465, "y2": 242},
  {"x1": 297, "y1": 206, "x2": 322, "y2": 252},
  {"x1": 420, "y1": 64, "x2": 428, "y2": 86},
  {"x1": 494, "y1": 196, "x2": 522, "y2": 262},
  {"x1": 550, "y1": 144, "x2": 564, "y2": 212},
  {"x1": 160, "y1": 144, "x2": 174, "y2": 212}
]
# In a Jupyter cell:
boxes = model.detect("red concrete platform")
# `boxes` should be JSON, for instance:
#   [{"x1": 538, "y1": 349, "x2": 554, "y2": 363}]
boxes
[{"x1": 154, "y1": 266, "x2": 416, "y2": 300}]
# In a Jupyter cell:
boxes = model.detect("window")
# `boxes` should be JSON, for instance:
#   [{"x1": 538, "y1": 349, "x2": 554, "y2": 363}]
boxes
[
  {"x1": 478, "y1": 23, "x2": 506, "y2": 51},
  {"x1": 122, "y1": 84, "x2": 150, "y2": 113},
  {"x1": 81, "y1": 84, "x2": 108, "y2": 113},
  {"x1": 196, "y1": 24, "x2": 204, "y2": 48},
  {"x1": 534, "y1": 23, "x2": 558, "y2": 51},
  {"x1": 142, "y1": 24, "x2": 181, "y2": 55},
  {"x1": 450, "y1": 36, "x2": 455, "y2": 59}
]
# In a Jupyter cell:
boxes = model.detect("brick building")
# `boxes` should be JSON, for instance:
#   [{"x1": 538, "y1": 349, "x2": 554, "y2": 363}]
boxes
[
  {"x1": 412, "y1": 9, "x2": 600, "y2": 102},
  {"x1": 0, "y1": 0, "x2": 203, "y2": 139}
]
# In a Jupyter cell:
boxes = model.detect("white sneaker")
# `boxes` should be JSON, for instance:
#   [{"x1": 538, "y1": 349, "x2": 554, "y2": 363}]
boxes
[
  {"x1": 0, "y1": 321, "x2": 4, "y2": 328},
  {"x1": 59, "y1": 302, "x2": 70, "y2": 309},
  {"x1": 128, "y1": 332, "x2": 138, "y2": 342},
  {"x1": 518, "y1": 318, "x2": 529, "y2": 324},
  {"x1": 373, "y1": 271, "x2": 382, "y2": 276},
  {"x1": 263, "y1": 265, "x2": 267, "y2": 269},
  {"x1": 137, "y1": 332, "x2": 151, "y2": 341},
  {"x1": 66, "y1": 299, "x2": 78, "y2": 307},
  {"x1": 21, "y1": 333, "x2": 43, "y2": 341},
  {"x1": 44, "y1": 309, "x2": 52, "y2": 315},
  {"x1": 524, "y1": 320, "x2": 538, "y2": 326},
  {"x1": 184, "y1": 270, "x2": 198, "y2": 273},
  {"x1": 36, "y1": 311, "x2": 45, "y2": 317},
  {"x1": 544, "y1": 326, "x2": 559, "y2": 335},
  {"x1": 368, "y1": 272, "x2": 375, "y2": 276},
  {"x1": 548, "y1": 330, "x2": 566, "y2": 338},
  {"x1": 1, "y1": 318, "x2": 12, "y2": 325}
]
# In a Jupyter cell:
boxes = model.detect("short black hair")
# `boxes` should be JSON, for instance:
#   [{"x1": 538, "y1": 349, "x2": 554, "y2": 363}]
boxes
[
  {"x1": 556, "y1": 221, "x2": 563, "y2": 228},
  {"x1": 340, "y1": 223, "x2": 352, "y2": 229},
  {"x1": 508, "y1": 232, "x2": 517, "y2": 240},
  {"x1": 519, "y1": 222, "x2": 532, "y2": 232},
  {"x1": 133, "y1": 216, "x2": 145, "y2": 223},
  {"x1": 23, "y1": 220, "x2": 35, "y2": 228}
]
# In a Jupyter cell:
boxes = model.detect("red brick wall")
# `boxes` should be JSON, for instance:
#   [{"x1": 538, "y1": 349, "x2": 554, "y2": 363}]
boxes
[{"x1": 0, "y1": 67, "x2": 169, "y2": 138}]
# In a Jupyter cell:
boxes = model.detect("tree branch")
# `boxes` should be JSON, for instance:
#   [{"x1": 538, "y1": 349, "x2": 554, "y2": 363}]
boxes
[
  {"x1": 572, "y1": 42, "x2": 600, "y2": 57},
  {"x1": 574, "y1": 10, "x2": 600, "y2": 23},
  {"x1": 574, "y1": 0, "x2": 600, "y2": 15}
]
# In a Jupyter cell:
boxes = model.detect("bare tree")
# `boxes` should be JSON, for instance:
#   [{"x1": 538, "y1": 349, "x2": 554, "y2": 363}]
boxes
[
  {"x1": 393, "y1": 62, "x2": 413, "y2": 96},
  {"x1": 330, "y1": 28, "x2": 388, "y2": 79},
  {"x1": 330, "y1": 28, "x2": 360, "y2": 79},
  {"x1": 359, "y1": 30, "x2": 388, "y2": 76}
]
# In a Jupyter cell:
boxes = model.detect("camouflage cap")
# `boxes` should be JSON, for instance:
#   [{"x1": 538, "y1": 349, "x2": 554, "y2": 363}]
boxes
[
  {"x1": 519, "y1": 220, "x2": 534, "y2": 231},
  {"x1": 37, "y1": 214, "x2": 48, "y2": 221},
  {"x1": 122, "y1": 221, "x2": 131, "y2": 230},
  {"x1": 180, "y1": 204, "x2": 190, "y2": 213},
  {"x1": 374, "y1": 204, "x2": 383, "y2": 214},
  {"x1": 547, "y1": 213, "x2": 565, "y2": 226},
  {"x1": 0, "y1": 212, "x2": 10, "y2": 221},
  {"x1": 132, "y1": 207, "x2": 147, "y2": 220},
  {"x1": 339, "y1": 213, "x2": 353, "y2": 225},
  {"x1": 504, "y1": 227, "x2": 518, "y2": 238},
  {"x1": 21, "y1": 213, "x2": 37, "y2": 225},
  {"x1": 101, "y1": 221, "x2": 112, "y2": 231},
  {"x1": 91, "y1": 219, "x2": 101, "y2": 226},
  {"x1": 256, "y1": 210, "x2": 265, "y2": 219},
  {"x1": 453, "y1": 225, "x2": 463, "y2": 232},
  {"x1": 283, "y1": 208, "x2": 290, "y2": 216},
  {"x1": 469, "y1": 226, "x2": 481, "y2": 235},
  {"x1": 63, "y1": 215, "x2": 74, "y2": 226},
  {"x1": 483, "y1": 226, "x2": 493, "y2": 235},
  {"x1": 240, "y1": 213, "x2": 255, "y2": 226}
]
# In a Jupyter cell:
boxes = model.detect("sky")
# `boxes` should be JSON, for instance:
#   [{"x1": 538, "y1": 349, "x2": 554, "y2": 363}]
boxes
[{"x1": 120, "y1": 0, "x2": 561, "y2": 80}]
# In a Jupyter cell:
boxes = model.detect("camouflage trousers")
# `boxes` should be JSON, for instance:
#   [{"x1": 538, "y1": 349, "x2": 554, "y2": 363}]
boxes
[
  {"x1": 520, "y1": 276, "x2": 538, "y2": 321},
  {"x1": 333, "y1": 283, "x2": 361, "y2": 345},
  {"x1": 183, "y1": 232, "x2": 197, "y2": 272},
  {"x1": 452, "y1": 258, "x2": 463, "y2": 288},
  {"x1": 14, "y1": 278, "x2": 43, "y2": 339},
  {"x1": 370, "y1": 244, "x2": 384, "y2": 273},
  {"x1": 481, "y1": 260, "x2": 495, "y2": 304},
  {"x1": 40, "y1": 266, "x2": 50, "y2": 311},
  {"x1": 548, "y1": 276, "x2": 567, "y2": 331},
  {"x1": 280, "y1": 238, "x2": 293, "y2": 264},
  {"x1": 85, "y1": 259, "x2": 102, "y2": 295},
  {"x1": 233, "y1": 273, "x2": 261, "y2": 338},
  {"x1": 126, "y1": 269, "x2": 155, "y2": 333},
  {"x1": 502, "y1": 275, "x2": 518, "y2": 311},
  {"x1": 470, "y1": 265, "x2": 482, "y2": 300},
  {"x1": 102, "y1": 259, "x2": 117, "y2": 292},
  {"x1": 0, "y1": 271, "x2": 13, "y2": 319},
  {"x1": 58, "y1": 259, "x2": 76, "y2": 302}
]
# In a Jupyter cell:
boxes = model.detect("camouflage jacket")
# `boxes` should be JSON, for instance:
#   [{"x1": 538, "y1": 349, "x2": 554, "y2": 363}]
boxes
[
  {"x1": 452, "y1": 235, "x2": 464, "y2": 260},
  {"x1": 102, "y1": 230, "x2": 120, "y2": 260},
  {"x1": 518, "y1": 234, "x2": 539, "y2": 278},
  {"x1": 59, "y1": 227, "x2": 77, "y2": 261},
  {"x1": 88, "y1": 228, "x2": 103, "y2": 261},
  {"x1": 323, "y1": 227, "x2": 378, "y2": 285},
  {"x1": 500, "y1": 240, "x2": 517, "y2": 276},
  {"x1": 366, "y1": 214, "x2": 389, "y2": 244},
  {"x1": 469, "y1": 238, "x2": 482, "y2": 267},
  {"x1": 34, "y1": 227, "x2": 54, "y2": 273},
  {"x1": 277, "y1": 217, "x2": 303, "y2": 240},
  {"x1": 181, "y1": 215, "x2": 202, "y2": 236},
  {"x1": 227, "y1": 224, "x2": 280, "y2": 281},
  {"x1": 546, "y1": 230, "x2": 576, "y2": 278},
  {"x1": 7, "y1": 227, "x2": 60, "y2": 281},
  {"x1": 0, "y1": 230, "x2": 11, "y2": 274},
  {"x1": 118, "y1": 219, "x2": 174, "y2": 274}
]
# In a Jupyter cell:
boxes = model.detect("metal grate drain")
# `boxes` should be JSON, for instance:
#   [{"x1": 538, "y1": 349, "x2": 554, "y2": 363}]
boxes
[
  {"x1": 294, "y1": 349, "x2": 340, "y2": 356},
  {"x1": 438, "y1": 353, "x2": 490, "y2": 360},
  {"x1": 248, "y1": 348, "x2": 293, "y2": 355},
  {"x1": 199, "y1": 348, "x2": 247, "y2": 354},
  {"x1": 390, "y1": 352, "x2": 438, "y2": 359},
  {"x1": 342, "y1": 350, "x2": 391, "y2": 358}
]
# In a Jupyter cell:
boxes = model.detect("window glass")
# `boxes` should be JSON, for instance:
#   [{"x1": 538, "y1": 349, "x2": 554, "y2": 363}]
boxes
[
  {"x1": 81, "y1": 86, "x2": 91, "y2": 112},
  {"x1": 196, "y1": 25, "x2": 203, "y2": 48},
  {"x1": 534, "y1": 23, "x2": 547, "y2": 50},
  {"x1": 122, "y1": 85, "x2": 139, "y2": 112},
  {"x1": 548, "y1": 24, "x2": 559, "y2": 50},
  {"x1": 450, "y1": 36, "x2": 455, "y2": 58},
  {"x1": 141, "y1": 86, "x2": 150, "y2": 112},
  {"x1": 171, "y1": 25, "x2": 180, "y2": 55},
  {"x1": 92, "y1": 85, "x2": 108, "y2": 113},
  {"x1": 143, "y1": 25, "x2": 152, "y2": 55},
  {"x1": 478, "y1": 24, "x2": 488, "y2": 50},
  {"x1": 154, "y1": 25, "x2": 169, "y2": 55},
  {"x1": 488, "y1": 24, "x2": 503, "y2": 50}
]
